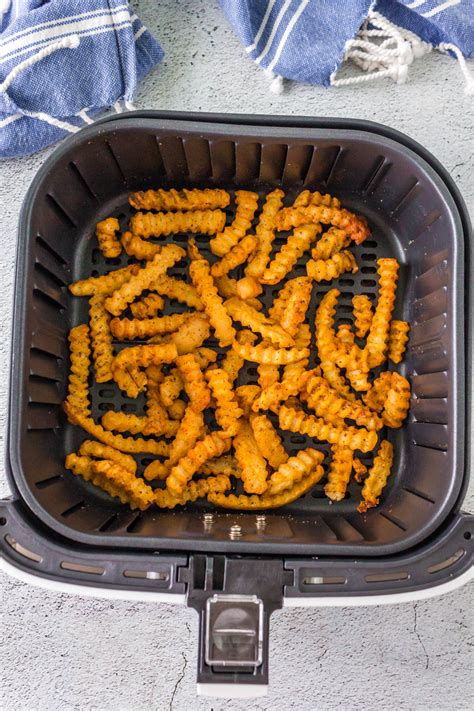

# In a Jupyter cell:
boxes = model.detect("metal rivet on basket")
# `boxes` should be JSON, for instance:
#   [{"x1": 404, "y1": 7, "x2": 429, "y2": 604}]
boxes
[
  {"x1": 203, "y1": 512, "x2": 213, "y2": 530},
  {"x1": 256, "y1": 514, "x2": 266, "y2": 530},
  {"x1": 229, "y1": 524, "x2": 242, "y2": 540}
]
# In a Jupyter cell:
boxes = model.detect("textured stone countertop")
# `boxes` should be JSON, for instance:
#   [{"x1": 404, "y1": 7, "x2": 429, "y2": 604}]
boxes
[{"x1": 1, "y1": 1, "x2": 472, "y2": 709}]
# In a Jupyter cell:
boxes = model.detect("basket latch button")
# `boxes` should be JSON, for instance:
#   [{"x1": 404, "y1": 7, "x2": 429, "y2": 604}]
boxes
[{"x1": 205, "y1": 594, "x2": 264, "y2": 668}]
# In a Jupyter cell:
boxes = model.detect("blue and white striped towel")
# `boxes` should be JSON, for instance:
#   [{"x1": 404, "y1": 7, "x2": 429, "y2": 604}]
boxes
[
  {"x1": 0, "y1": 0, "x2": 163, "y2": 158},
  {"x1": 219, "y1": 0, "x2": 473, "y2": 93}
]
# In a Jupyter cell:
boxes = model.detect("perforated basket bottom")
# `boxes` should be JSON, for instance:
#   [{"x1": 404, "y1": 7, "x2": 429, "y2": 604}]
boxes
[{"x1": 61, "y1": 188, "x2": 404, "y2": 524}]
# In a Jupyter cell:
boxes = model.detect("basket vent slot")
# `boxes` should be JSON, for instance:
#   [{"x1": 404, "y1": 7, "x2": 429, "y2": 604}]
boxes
[
  {"x1": 427, "y1": 548, "x2": 465, "y2": 574},
  {"x1": 68, "y1": 161, "x2": 98, "y2": 200},
  {"x1": 45, "y1": 194, "x2": 77, "y2": 227},
  {"x1": 123, "y1": 569, "x2": 169, "y2": 581},
  {"x1": 5, "y1": 535, "x2": 43, "y2": 563},
  {"x1": 302, "y1": 575, "x2": 346, "y2": 585},
  {"x1": 365, "y1": 571, "x2": 409, "y2": 583},
  {"x1": 36, "y1": 234, "x2": 68, "y2": 265},
  {"x1": 60, "y1": 560, "x2": 104, "y2": 575}
]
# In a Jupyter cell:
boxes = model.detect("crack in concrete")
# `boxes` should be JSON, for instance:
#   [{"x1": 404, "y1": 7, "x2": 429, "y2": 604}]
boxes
[
  {"x1": 169, "y1": 652, "x2": 188, "y2": 711},
  {"x1": 413, "y1": 603, "x2": 429, "y2": 670}
]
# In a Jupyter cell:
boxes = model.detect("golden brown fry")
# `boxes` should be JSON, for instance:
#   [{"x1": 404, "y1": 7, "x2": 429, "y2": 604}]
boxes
[
  {"x1": 143, "y1": 369, "x2": 175, "y2": 437},
  {"x1": 167, "y1": 432, "x2": 231, "y2": 495},
  {"x1": 112, "y1": 343, "x2": 178, "y2": 398},
  {"x1": 66, "y1": 324, "x2": 91, "y2": 416},
  {"x1": 260, "y1": 223, "x2": 321, "y2": 285},
  {"x1": 151, "y1": 274, "x2": 204, "y2": 310},
  {"x1": 210, "y1": 190, "x2": 259, "y2": 256},
  {"x1": 208, "y1": 465, "x2": 324, "y2": 510},
  {"x1": 282, "y1": 322, "x2": 311, "y2": 383},
  {"x1": 101, "y1": 410, "x2": 147, "y2": 435},
  {"x1": 205, "y1": 368, "x2": 243, "y2": 437},
  {"x1": 294, "y1": 191, "x2": 341, "y2": 209},
  {"x1": 155, "y1": 474, "x2": 231, "y2": 509},
  {"x1": 225, "y1": 297, "x2": 295, "y2": 347},
  {"x1": 93, "y1": 459, "x2": 154, "y2": 510},
  {"x1": 167, "y1": 398, "x2": 186, "y2": 420},
  {"x1": 365, "y1": 258, "x2": 400, "y2": 368},
  {"x1": 353, "y1": 457, "x2": 368, "y2": 484},
  {"x1": 144, "y1": 408, "x2": 205, "y2": 481},
  {"x1": 382, "y1": 372, "x2": 410, "y2": 428},
  {"x1": 279, "y1": 276, "x2": 312, "y2": 338},
  {"x1": 96, "y1": 217, "x2": 121, "y2": 258},
  {"x1": 121, "y1": 231, "x2": 162, "y2": 261},
  {"x1": 267, "y1": 276, "x2": 304, "y2": 323},
  {"x1": 276, "y1": 205, "x2": 369, "y2": 245},
  {"x1": 336, "y1": 324, "x2": 356, "y2": 353},
  {"x1": 130, "y1": 293, "x2": 165, "y2": 319},
  {"x1": 110, "y1": 312, "x2": 193, "y2": 340},
  {"x1": 252, "y1": 368, "x2": 311, "y2": 413},
  {"x1": 257, "y1": 354, "x2": 280, "y2": 390},
  {"x1": 130, "y1": 209, "x2": 226, "y2": 237},
  {"x1": 311, "y1": 226, "x2": 350, "y2": 260},
  {"x1": 267, "y1": 448, "x2": 324, "y2": 496},
  {"x1": 305, "y1": 373, "x2": 382, "y2": 430},
  {"x1": 306, "y1": 250, "x2": 358, "y2": 282},
  {"x1": 104, "y1": 246, "x2": 185, "y2": 316},
  {"x1": 232, "y1": 340, "x2": 310, "y2": 365},
  {"x1": 278, "y1": 405, "x2": 377, "y2": 453},
  {"x1": 89, "y1": 295, "x2": 114, "y2": 383},
  {"x1": 69, "y1": 265, "x2": 140, "y2": 297},
  {"x1": 189, "y1": 257, "x2": 236, "y2": 347},
  {"x1": 193, "y1": 347, "x2": 218, "y2": 370},
  {"x1": 233, "y1": 420, "x2": 268, "y2": 495},
  {"x1": 245, "y1": 189, "x2": 285, "y2": 277},
  {"x1": 235, "y1": 276, "x2": 263, "y2": 300},
  {"x1": 388, "y1": 320, "x2": 410, "y2": 364},
  {"x1": 352, "y1": 295, "x2": 373, "y2": 338},
  {"x1": 159, "y1": 368, "x2": 184, "y2": 407},
  {"x1": 78, "y1": 440, "x2": 136, "y2": 474},
  {"x1": 211, "y1": 235, "x2": 258, "y2": 278},
  {"x1": 169, "y1": 314, "x2": 210, "y2": 355},
  {"x1": 249, "y1": 413, "x2": 288, "y2": 469},
  {"x1": 358, "y1": 440, "x2": 393, "y2": 512},
  {"x1": 320, "y1": 361, "x2": 355, "y2": 402},
  {"x1": 176, "y1": 353, "x2": 211, "y2": 412},
  {"x1": 362, "y1": 372, "x2": 393, "y2": 413},
  {"x1": 129, "y1": 188, "x2": 230, "y2": 211},
  {"x1": 324, "y1": 446, "x2": 353, "y2": 501},
  {"x1": 214, "y1": 278, "x2": 264, "y2": 313},
  {"x1": 235, "y1": 384, "x2": 261, "y2": 418},
  {"x1": 200, "y1": 455, "x2": 242, "y2": 478}
]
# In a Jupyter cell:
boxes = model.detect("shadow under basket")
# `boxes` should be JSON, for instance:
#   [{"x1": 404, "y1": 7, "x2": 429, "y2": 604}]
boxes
[{"x1": 6, "y1": 113, "x2": 470, "y2": 557}]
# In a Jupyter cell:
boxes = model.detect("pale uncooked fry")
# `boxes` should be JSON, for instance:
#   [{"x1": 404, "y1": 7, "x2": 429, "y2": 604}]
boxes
[
  {"x1": 206, "y1": 368, "x2": 243, "y2": 436},
  {"x1": 176, "y1": 353, "x2": 211, "y2": 413},
  {"x1": 130, "y1": 293, "x2": 165, "y2": 319},
  {"x1": 294, "y1": 191, "x2": 341, "y2": 209},
  {"x1": 96, "y1": 217, "x2": 121, "y2": 258},
  {"x1": 189, "y1": 257, "x2": 236, "y2": 347},
  {"x1": 324, "y1": 446, "x2": 353, "y2": 501},
  {"x1": 278, "y1": 405, "x2": 377, "y2": 453},
  {"x1": 93, "y1": 459, "x2": 154, "y2": 510},
  {"x1": 159, "y1": 369, "x2": 184, "y2": 407},
  {"x1": 167, "y1": 398, "x2": 186, "y2": 420},
  {"x1": 235, "y1": 276, "x2": 263, "y2": 300},
  {"x1": 101, "y1": 410, "x2": 147, "y2": 435},
  {"x1": 112, "y1": 343, "x2": 178, "y2": 398},
  {"x1": 167, "y1": 432, "x2": 231, "y2": 495},
  {"x1": 363, "y1": 372, "x2": 393, "y2": 413},
  {"x1": 260, "y1": 224, "x2": 321, "y2": 285},
  {"x1": 65, "y1": 324, "x2": 91, "y2": 416},
  {"x1": 358, "y1": 440, "x2": 393, "y2": 512},
  {"x1": 78, "y1": 440, "x2": 137, "y2": 474},
  {"x1": 249, "y1": 413, "x2": 288, "y2": 469},
  {"x1": 353, "y1": 457, "x2": 368, "y2": 483},
  {"x1": 245, "y1": 189, "x2": 285, "y2": 278},
  {"x1": 276, "y1": 205, "x2": 369, "y2": 245},
  {"x1": 232, "y1": 341, "x2": 310, "y2": 365},
  {"x1": 235, "y1": 384, "x2": 261, "y2": 417},
  {"x1": 130, "y1": 209, "x2": 226, "y2": 238},
  {"x1": 151, "y1": 274, "x2": 204, "y2": 310},
  {"x1": 304, "y1": 373, "x2": 382, "y2": 430},
  {"x1": 311, "y1": 226, "x2": 350, "y2": 260},
  {"x1": 365, "y1": 258, "x2": 400, "y2": 367},
  {"x1": 200, "y1": 455, "x2": 242, "y2": 478},
  {"x1": 352, "y1": 295, "x2": 373, "y2": 338},
  {"x1": 233, "y1": 420, "x2": 268, "y2": 495},
  {"x1": 267, "y1": 448, "x2": 324, "y2": 496},
  {"x1": 388, "y1": 320, "x2": 410, "y2": 364},
  {"x1": 121, "y1": 231, "x2": 162, "y2": 261},
  {"x1": 306, "y1": 250, "x2": 358, "y2": 282},
  {"x1": 169, "y1": 314, "x2": 210, "y2": 355},
  {"x1": 69, "y1": 265, "x2": 140, "y2": 297},
  {"x1": 155, "y1": 474, "x2": 231, "y2": 509},
  {"x1": 225, "y1": 297, "x2": 294, "y2": 347},
  {"x1": 211, "y1": 235, "x2": 258, "y2": 278},
  {"x1": 279, "y1": 276, "x2": 312, "y2": 338},
  {"x1": 208, "y1": 465, "x2": 324, "y2": 510},
  {"x1": 64, "y1": 402, "x2": 169, "y2": 455},
  {"x1": 210, "y1": 190, "x2": 259, "y2": 256},
  {"x1": 382, "y1": 372, "x2": 410, "y2": 428},
  {"x1": 104, "y1": 246, "x2": 185, "y2": 316},
  {"x1": 145, "y1": 408, "x2": 205, "y2": 481},
  {"x1": 129, "y1": 187, "x2": 230, "y2": 211},
  {"x1": 110, "y1": 312, "x2": 193, "y2": 340}
]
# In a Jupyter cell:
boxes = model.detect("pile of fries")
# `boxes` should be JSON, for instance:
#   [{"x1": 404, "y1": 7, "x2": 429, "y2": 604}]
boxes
[{"x1": 64, "y1": 187, "x2": 411, "y2": 513}]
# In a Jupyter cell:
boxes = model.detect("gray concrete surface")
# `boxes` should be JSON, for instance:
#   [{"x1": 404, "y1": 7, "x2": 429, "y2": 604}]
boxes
[{"x1": 1, "y1": 1, "x2": 473, "y2": 709}]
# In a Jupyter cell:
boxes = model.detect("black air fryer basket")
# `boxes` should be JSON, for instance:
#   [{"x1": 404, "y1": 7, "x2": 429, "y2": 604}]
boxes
[{"x1": 1, "y1": 112, "x2": 472, "y2": 697}]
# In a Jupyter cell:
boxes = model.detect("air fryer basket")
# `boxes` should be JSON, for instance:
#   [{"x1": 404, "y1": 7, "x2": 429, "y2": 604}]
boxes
[{"x1": 5, "y1": 115, "x2": 468, "y2": 556}]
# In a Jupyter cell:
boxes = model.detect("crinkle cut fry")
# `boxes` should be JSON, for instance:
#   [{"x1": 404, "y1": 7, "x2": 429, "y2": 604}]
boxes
[
  {"x1": 388, "y1": 320, "x2": 410, "y2": 364},
  {"x1": 211, "y1": 235, "x2": 258, "y2": 278},
  {"x1": 232, "y1": 341, "x2": 309, "y2": 365},
  {"x1": 225, "y1": 297, "x2": 295, "y2": 347},
  {"x1": 235, "y1": 276, "x2": 263, "y2": 300},
  {"x1": 104, "y1": 246, "x2": 185, "y2": 316},
  {"x1": 305, "y1": 373, "x2": 383, "y2": 430},
  {"x1": 267, "y1": 448, "x2": 324, "y2": 496},
  {"x1": 278, "y1": 276, "x2": 312, "y2": 339},
  {"x1": 189, "y1": 257, "x2": 235, "y2": 347},
  {"x1": 155, "y1": 474, "x2": 231, "y2": 509},
  {"x1": 311, "y1": 226, "x2": 350, "y2": 260},
  {"x1": 278, "y1": 405, "x2": 377, "y2": 453},
  {"x1": 245, "y1": 188, "x2": 285, "y2": 278},
  {"x1": 96, "y1": 217, "x2": 121, "y2": 258},
  {"x1": 169, "y1": 315, "x2": 210, "y2": 355},
  {"x1": 276, "y1": 204, "x2": 370, "y2": 245},
  {"x1": 89, "y1": 294, "x2": 114, "y2": 383},
  {"x1": 110, "y1": 312, "x2": 193, "y2": 340},
  {"x1": 101, "y1": 410, "x2": 149, "y2": 435},
  {"x1": 151, "y1": 274, "x2": 204, "y2": 310},
  {"x1": 353, "y1": 457, "x2": 368, "y2": 483},
  {"x1": 130, "y1": 209, "x2": 226, "y2": 238},
  {"x1": 365, "y1": 258, "x2": 400, "y2": 368},
  {"x1": 129, "y1": 188, "x2": 230, "y2": 211},
  {"x1": 208, "y1": 465, "x2": 325, "y2": 510},
  {"x1": 249, "y1": 413, "x2": 288, "y2": 469},
  {"x1": 176, "y1": 353, "x2": 211, "y2": 413},
  {"x1": 144, "y1": 407, "x2": 205, "y2": 481},
  {"x1": 78, "y1": 440, "x2": 137, "y2": 474},
  {"x1": 130, "y1": 293, "x2": 165, "y2": 319},
  {"x1": 363, "y1": 372, "x2": 393, "y2": 413},
  {"x1": 306, "y1": 250, "x2": 358, "y2": 282},
  {"x1": 358, "y1": 440, "x2": 394, "y2": 512},
  {"x1": 382, "y1": 372, "x2": 411, "y2": 428},
  {"x1": 167, "y1": 432, "x2": 231, "y2": 495},
  {"x1": 233, "y1": 420, "x2": 268, "y2": 495},
  {"x1": 294, "y1": 190, "x2": 341, "y2": 209},
  {"x1": 121, "y1": 231, "x2": 162, "y2": 261},
  {"x1": 206, "y1": 368, "x2": 243, "y2": 437},
  {"x1": 69, "y1": 264, "x2": 140, "y2": 297},
  {"x1": 159, "y1": 368, "x2": 184, "y2": 407},
  {"x1": 200, "y1": 455, "x2": 242, "y2": 478},
  {"x1": 66, "y1": 324, "x2": 92, "y2": 416},
  {"x1": 112, "y1": 343, "x2": 178, "y2": 398},
  {"x1": 210, "y1": 190, "x2": 259, "y2": 257},
  {"x1": 324, "y1": 446, "x2": 353, "y2": 501},
  {"x1": 352, "y1": 295, "x2": 373, "y2": 338},
  {"x1": 260, "y1": 223, "x2": 321, "y2": 285}
]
